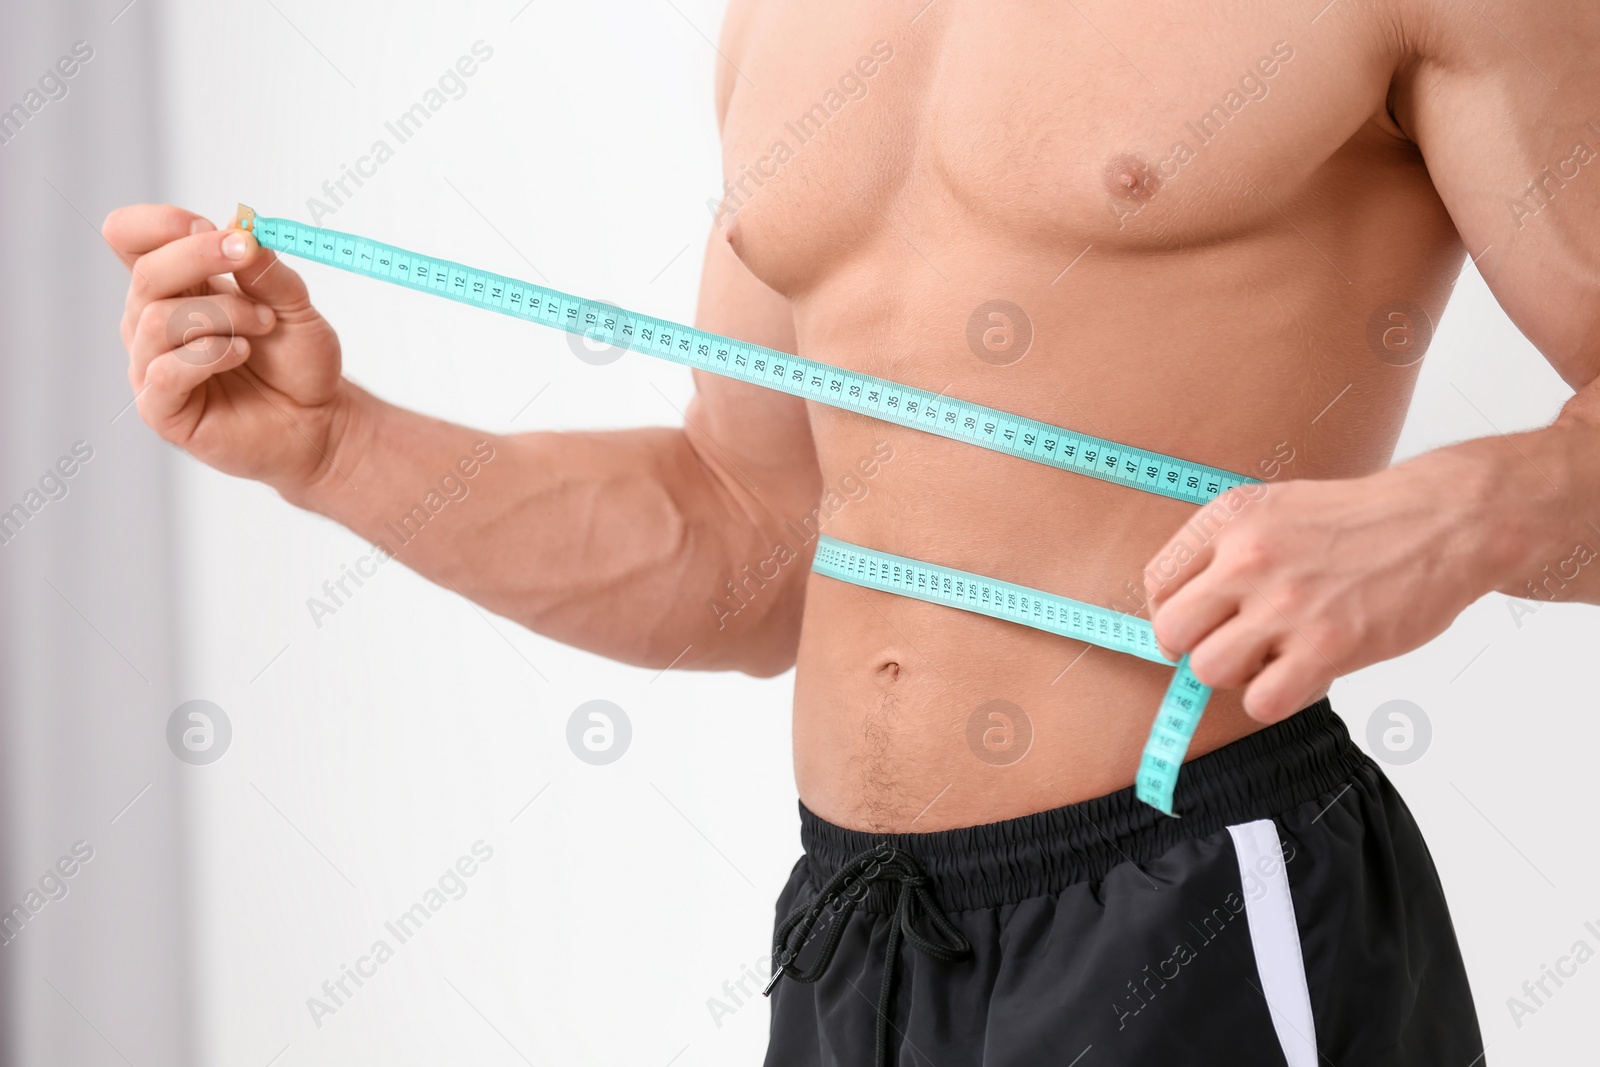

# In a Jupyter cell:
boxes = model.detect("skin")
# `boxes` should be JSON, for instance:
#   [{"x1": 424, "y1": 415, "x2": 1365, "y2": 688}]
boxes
[{"x1": 107, "y1": 0, "x2": 1600, "y2": 833}]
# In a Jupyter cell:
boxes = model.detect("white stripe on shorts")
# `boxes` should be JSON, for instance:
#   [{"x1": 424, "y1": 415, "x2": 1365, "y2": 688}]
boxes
[{"x1": 1228, "y1": 818, "x2": 1318, "y2": 1067}]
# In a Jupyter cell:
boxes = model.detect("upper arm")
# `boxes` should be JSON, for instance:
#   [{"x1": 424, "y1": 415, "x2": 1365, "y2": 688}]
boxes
[
  {"x1": 1393, "y1": 2, "x2": 1600, "y2": 391},
  {"x1": 687, "y1": 0, "x2": 821, "y2": 531},
  {"x1": 684, "y1": 228, "x2": 821, "y2": 529}
]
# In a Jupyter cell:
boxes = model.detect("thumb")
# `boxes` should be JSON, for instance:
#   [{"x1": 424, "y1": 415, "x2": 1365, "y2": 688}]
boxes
[{"x1": 223, "y1": 219, "x2": 315, "y2": 314}]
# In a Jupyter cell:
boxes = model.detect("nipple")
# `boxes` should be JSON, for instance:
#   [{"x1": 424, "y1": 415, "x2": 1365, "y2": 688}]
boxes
[
  {"x1": 722, "y1": 208, "x2": 746, "y2": 257},
  {"x1": 1104, "y1": 154, "x2": 1161, "y2": 202}
]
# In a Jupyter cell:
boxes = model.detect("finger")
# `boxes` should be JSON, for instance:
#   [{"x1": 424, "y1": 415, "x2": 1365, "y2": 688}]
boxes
[
  {"x1": 102, "y1": 204, "x2": 217, "y2": 265},
  {"x1": 1143, "y1": 522, "x2": 1217, "y2": 611},
  {"x1": 1151, "y1": 570, "x2": 1240, "y2": 658},
  {"x1": 124, "y1": 228, "x2": 263, "y2": 322},
  {"x1": 1241, "y1": 646, "x2": 1329, "y2": 724},
  {"x1": 130, "y1": 294, "x2": 277, "y2": 385},
  {"x1": 1186, "y1": 609, "x2": 1278, "y2": 689},
  {"x1": 137, "y1": 341, "x2": 252, "y2": 433}
]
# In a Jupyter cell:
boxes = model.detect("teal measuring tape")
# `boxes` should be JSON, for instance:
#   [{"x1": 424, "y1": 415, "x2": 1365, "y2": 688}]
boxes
[
  {"x1": 234, "y1": 205, "x2": 1244, "y2": 815},
  {"x1": 234, "y1": 208, "x2": 1248, "y2": 506}
]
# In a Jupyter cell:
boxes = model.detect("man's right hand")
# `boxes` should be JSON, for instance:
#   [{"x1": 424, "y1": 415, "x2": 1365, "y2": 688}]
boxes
[{"x1": 104, "y1": 204, "x2": 349, "y2": 495}]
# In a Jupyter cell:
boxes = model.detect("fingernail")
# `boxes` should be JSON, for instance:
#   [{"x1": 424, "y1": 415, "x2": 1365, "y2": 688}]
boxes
[
  {"x1": 222, "y1": 232, "x2": 250, "y2": 261},
  {"x1": 190, "y1": 217, "x2": 215, "y2": 235},
  {"x1": 255, "y1": 304, "x2": 275, "y2": 327}
]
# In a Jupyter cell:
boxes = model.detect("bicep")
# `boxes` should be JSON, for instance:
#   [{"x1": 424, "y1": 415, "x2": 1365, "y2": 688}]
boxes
[
  {"x1": 688, "y1": 0, "x2": 819, "y2": 520},
  {"x1": 1396, "y1": 6, "x2": 1600, "y2": 390},
  {"x1": 683, "y1": 228, "x2": 822, "y2": 520}
]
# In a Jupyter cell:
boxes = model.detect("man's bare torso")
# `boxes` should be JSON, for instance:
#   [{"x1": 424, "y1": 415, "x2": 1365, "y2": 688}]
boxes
[{"x1": 714, "y1": 0, "x2": 1467, "y2": 832}]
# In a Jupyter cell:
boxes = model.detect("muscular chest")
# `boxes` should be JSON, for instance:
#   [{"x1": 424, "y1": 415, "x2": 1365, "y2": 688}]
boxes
[{"x1": 718, "y1": 0, "x2": 1404, "y2": 296}]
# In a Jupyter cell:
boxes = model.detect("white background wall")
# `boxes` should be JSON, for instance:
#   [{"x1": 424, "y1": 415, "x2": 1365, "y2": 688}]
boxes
[{"x1": 20, "y1": 0, "x2": 1600, "y2": 1064}]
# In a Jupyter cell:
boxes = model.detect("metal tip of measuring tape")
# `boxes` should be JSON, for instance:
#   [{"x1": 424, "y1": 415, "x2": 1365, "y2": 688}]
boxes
[{"x1": 231, "y1": 204, "x2": 256, "y2": 232}]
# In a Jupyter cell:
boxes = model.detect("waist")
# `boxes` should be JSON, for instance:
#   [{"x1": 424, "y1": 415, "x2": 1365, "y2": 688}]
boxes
[
  {"x1": 791, "y1": 583, "x2": 1291, "y2": 832},
  {"x1": 794, "y1": 696, "x2": 1365, "y2": 913}
]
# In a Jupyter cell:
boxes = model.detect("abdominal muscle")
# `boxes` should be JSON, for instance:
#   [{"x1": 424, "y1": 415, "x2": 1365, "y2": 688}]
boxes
[
  {"x1": 783, "y1": 227, "x2": 1454, "y2": 834},
  {"x1": 790, "y1": 457, "x2": 1284, "y2": 835}
]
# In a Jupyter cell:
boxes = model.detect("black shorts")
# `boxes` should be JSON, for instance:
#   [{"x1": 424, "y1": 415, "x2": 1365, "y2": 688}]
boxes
[{"x1": 764, "y1": 699, "x2": 1482, "y2": 1066}]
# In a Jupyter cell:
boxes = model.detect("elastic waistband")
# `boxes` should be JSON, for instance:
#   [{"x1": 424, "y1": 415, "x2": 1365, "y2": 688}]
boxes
[{"x1": 798, "y1": 698, "x2": 1369, "y2": 913}]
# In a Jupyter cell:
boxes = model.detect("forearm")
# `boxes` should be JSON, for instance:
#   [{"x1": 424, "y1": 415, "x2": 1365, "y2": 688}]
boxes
[
  {"x1": 1406, "y1": 386, "x2": 1600, "y2": 606},
  {"x1": 283, "y1": 383, "x2": 811, "y2": 675}
]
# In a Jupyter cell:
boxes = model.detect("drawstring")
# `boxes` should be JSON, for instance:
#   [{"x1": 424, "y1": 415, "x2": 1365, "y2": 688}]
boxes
[{"x1": 764, "y1": 843, "x2": 972, "y2": 1067}]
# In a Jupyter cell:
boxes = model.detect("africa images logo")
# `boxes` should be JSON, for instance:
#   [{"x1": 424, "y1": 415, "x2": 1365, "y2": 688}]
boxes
[
  {"x1": 166, "y1": 700, "x2": 232, "y2": 766},
  {"x1": 1365, "y1": 699, "x2": 1431, "y2": 766}
]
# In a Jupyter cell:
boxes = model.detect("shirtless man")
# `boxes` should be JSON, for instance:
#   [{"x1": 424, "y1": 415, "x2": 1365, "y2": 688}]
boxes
[{"x1": 105, "y1": 0, "x2": 1599, "y2": 1061}]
